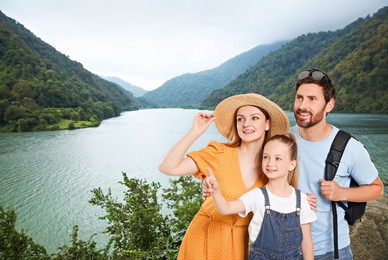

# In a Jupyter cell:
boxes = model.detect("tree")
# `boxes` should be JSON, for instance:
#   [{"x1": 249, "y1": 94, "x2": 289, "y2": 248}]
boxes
[
  {"x1": 162, "y1": 176, "x2": 203, "y2": 245},
  {"x1": 0, "y1": 205, "x2": 49, "y2": 259},
  {"x1": 89, "y1": 173, "x2": 174, "y2": 259},
  {"x1": 0, "y1": 99, "x2": 10, "y2": 123},
  {"x1": 55, "y1": 225, "x2": 106, "y2": 259}
]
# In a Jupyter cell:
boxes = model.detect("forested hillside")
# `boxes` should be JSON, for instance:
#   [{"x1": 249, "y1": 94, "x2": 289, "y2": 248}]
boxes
[
  {"x1": 1, "y1": 6, "x2": 386, "y2": 133},
  {"x1": 0, "y1": 11, "x2": 138, "y2": 132},
  {"x1": 201, "y1": 6, "x2": 388, "y2": 114},
  {"x1": 143, "y1": 41, "x2": 286, "y2": 107}
]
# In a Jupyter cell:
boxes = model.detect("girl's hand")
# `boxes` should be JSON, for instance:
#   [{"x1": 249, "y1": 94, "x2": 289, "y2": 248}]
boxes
[
  {"x1": 202, "y1": 167, "x2": 218, "y2": 200},
  {"x1": 202, "y1": 181, "x2": 211, "y2": 200}
]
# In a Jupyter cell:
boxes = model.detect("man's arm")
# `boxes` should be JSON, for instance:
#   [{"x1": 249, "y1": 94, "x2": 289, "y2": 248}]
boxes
[{"x1": 320, "y1": 176, "x2": 384, "y2": 202}]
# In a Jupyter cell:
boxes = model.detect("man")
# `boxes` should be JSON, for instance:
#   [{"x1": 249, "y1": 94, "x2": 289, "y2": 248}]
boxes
[{"x1": 289, "y1": 68, "x2": 384, "y2": 259}]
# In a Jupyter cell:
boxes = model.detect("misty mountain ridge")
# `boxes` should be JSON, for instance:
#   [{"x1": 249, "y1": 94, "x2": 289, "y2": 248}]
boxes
[
  {"x1": 133, "y1": 6, "x2": 387, "y2": 113},
  {"x1": 100, "y1": 76, "x2": 148, "y2": 97},
  {"x1": 142, "y1": 41, "x2": 287, "y2": 107},
  {"x1": 200, "y1": 6, "x2": 387, "y2": 114}
]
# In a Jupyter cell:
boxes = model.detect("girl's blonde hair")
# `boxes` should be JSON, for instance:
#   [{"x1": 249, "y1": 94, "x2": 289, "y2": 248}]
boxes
[{"x1": 265, "y1": 133, "x2": 299, "y2": 188}]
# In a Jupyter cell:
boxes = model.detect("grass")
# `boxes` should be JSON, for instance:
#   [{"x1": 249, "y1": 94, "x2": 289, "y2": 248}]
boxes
[{"x1": 57, "y1": 119, "x2": 99, "y2": 130}]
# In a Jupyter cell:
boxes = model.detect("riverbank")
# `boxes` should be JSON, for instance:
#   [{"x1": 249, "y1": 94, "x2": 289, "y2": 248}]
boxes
[{"x1": 350, "y1": 193, "x2": 388, "y2": 260}]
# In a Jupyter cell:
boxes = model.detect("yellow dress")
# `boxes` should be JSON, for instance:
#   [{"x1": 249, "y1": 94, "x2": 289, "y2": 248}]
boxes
[{"x1": 178, "y1": 141, "x2": 267, "y2": 260}]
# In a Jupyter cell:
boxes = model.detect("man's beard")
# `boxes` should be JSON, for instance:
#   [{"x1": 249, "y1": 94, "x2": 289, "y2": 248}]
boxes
[{"x1": 294, "y1": 107, "x2": 326, "y2": 128}]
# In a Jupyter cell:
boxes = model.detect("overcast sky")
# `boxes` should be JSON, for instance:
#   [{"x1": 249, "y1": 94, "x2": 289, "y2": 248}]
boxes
[{"x1": 1, "y1": 1, "x2": 387, "y2": 90}]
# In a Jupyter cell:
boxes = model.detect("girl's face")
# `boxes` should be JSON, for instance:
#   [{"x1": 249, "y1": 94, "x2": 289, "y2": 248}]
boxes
[
  {"x1": 262, "y1": 139, "x2": 296, "y2": 181},
  {"x1": 235, "y1": 106, "x2": 269, "y2": 143}
]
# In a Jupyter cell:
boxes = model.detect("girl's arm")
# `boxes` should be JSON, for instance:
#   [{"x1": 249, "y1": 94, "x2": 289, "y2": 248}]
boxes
[
  {"x1": 212, "y1": 188, "x2": 246, "y2": 215},
  {"x1": 159, "y1": 113, "x2": 215, "y2": 176},
  {"x1": 204, "y1": 168, "x2": 246, "y2": 215},
  {"x1": 300, "y1": 223, "x2": 314, "y2": 260}
]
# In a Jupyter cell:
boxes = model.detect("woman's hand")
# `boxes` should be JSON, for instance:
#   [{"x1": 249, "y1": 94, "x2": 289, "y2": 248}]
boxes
[
  {"x1": 192, "y1": 113, "x2": 215, "y2": 136},
  {"x1": 159, "y1": 113, "x2": 213, "y2": 176}
]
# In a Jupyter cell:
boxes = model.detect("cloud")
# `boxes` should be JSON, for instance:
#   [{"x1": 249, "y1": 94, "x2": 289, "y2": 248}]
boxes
[{"x1": 1, "y1": 0, "x2": 387, "y2": 90}]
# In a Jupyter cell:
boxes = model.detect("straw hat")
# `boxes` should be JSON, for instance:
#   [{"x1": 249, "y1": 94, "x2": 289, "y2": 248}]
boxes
[{"x1": 214, "y1": 93, "x2": 290, "y2": 139}]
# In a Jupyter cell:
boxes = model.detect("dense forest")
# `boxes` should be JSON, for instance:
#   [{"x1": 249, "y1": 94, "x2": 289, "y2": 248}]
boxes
[
  {"x1": 0, "y1": 11, "x2": 138, "y2": 132},
  {"x1": 200, "y1": 6, "x2": 388, "y2": 113}
]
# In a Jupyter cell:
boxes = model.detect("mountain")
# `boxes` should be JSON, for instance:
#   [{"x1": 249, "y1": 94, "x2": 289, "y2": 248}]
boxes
[
  {"x1": 201, "y1": 6, "x2": 388, "y2": 114},
  {"x1": 0, "y1": 11, "x2": 138, "y2": 131},
  {"x1": 101, "y1": 76, "x2": 148, "y2": 97},
  {"x1": 142, "y1": 41, "x2": 287, "y2": 107}
]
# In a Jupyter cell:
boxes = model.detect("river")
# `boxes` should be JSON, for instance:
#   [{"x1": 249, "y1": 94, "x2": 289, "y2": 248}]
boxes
[{"x1": 0, "y1": 108, "x2": 387, "y2": 253}]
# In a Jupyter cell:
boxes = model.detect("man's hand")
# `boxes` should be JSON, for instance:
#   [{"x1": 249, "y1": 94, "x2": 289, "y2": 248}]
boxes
[{"x1": 319, "y1": 179, "x2": 346, "y2": 201}]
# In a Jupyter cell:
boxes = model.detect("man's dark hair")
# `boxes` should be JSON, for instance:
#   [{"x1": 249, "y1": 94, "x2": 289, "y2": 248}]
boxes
[{"x1": 295, "y1": 68, "x2": 336, "y2": 103}]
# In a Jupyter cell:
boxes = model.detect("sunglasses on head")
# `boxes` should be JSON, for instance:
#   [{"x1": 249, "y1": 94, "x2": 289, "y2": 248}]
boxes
[{"x1": 298, "y1": 70, "x2": 325, "y2": 81}]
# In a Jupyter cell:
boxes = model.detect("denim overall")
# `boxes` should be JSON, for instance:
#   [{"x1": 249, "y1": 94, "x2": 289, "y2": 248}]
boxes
[{"x1": 249, "y1": 187, "x2": 302, "y2": 260}]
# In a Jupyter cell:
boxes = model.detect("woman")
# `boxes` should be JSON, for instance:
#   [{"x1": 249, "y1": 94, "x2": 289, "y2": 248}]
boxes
[{"x1": 159, "y1": 93, "x2": 290, "y2": 259}]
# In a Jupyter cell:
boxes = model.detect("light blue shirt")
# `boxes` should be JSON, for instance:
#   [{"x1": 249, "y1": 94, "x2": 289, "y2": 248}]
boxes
[{"x1": 289, "y1": 125, "x2": 378, "y2": 256}]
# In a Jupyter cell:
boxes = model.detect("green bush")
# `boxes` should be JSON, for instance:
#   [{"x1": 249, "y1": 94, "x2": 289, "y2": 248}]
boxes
[
  {"x1": 0, "y1": 174, "x2": 203, "y2": 259},
  {"x1": 0, "y1": 205, "x2": 49, "y2": 259}
]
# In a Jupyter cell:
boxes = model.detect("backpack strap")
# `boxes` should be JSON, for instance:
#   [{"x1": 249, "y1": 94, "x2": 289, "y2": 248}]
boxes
[
  {"x1": 325, "y1": 130, "x2": 352, "y2": 181},
  {"x1": 324, "y1": 130, "x2": 351, "y2": 259}
]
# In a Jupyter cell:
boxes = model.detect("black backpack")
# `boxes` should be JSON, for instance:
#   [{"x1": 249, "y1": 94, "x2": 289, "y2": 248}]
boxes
[{"x1": 324, "y1": 130, "x2": 366, "y2": 259}]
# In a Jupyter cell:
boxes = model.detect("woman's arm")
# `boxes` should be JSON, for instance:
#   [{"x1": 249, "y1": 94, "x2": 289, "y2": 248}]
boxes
[
  {"x1": 300, "y1": 223, "x2": 314, "y2": 260},
  {"x1": 159, "y1": 113, "x2": 215, "y2": 176}
]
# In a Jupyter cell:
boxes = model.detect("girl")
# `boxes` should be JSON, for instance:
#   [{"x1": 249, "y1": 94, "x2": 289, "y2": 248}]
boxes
[{"x1": 203, "y1": 134, "x2": 316, "y2": 260}]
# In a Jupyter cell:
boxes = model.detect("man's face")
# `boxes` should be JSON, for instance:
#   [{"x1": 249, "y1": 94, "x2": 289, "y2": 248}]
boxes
[{"x1": 293, "y1": 83, "x2": 330, "y2": 128}]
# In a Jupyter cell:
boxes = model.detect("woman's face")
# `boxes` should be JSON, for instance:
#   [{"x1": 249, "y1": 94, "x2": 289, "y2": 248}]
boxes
[{"x1": 235, "y1": 106, "x2": 269, "y2": 143}]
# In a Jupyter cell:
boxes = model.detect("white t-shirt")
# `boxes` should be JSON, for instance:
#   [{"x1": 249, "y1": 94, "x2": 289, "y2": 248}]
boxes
[{"x1": 238, "y1": 187, "x2": 317, "y2": 244}]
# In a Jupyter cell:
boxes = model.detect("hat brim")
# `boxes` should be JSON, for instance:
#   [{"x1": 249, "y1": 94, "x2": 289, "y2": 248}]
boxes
[{"x1": 214, "y1": 93, "x2": 290, "y2": 139}]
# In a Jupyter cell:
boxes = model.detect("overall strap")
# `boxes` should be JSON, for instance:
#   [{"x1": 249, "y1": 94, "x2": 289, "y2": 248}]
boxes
[
  {"x1": 295, "y1": 189, "x2": 301, "y2": 216},
  {"x1": 260, "y1": 187, "x2": 271, "y2": 215}
]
